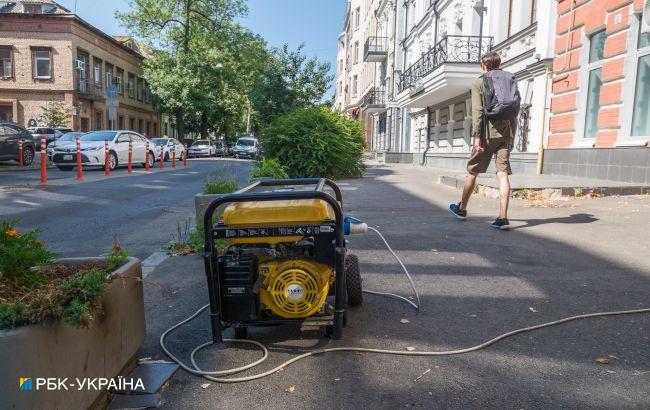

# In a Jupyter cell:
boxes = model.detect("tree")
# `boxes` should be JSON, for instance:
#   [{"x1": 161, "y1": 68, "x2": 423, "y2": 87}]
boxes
[
  {"x1": 250, "y1": 44, "x2": 334, "y2": 134},
  {"x1": 117, "y1": 0, "x2": 248, "y2": 140},
  {"x1": 39, "y1": 101, "x2": 70, "y2": 128}
]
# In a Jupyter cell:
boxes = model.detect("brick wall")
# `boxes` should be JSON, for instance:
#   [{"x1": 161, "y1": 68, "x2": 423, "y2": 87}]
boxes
[{"x1": 548, "y1": 0, "x2": 646, "y2": 148}]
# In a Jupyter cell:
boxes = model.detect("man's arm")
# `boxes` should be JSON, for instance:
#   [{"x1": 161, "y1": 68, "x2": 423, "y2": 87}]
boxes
[{"x1": 471, "y1": 78, "x2": 484, "y2": 141}]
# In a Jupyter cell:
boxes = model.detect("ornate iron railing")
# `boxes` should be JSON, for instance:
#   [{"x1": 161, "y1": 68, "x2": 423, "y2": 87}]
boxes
[
  {"x1": 75, "y1": 77, "x2": 104, "y2": 100},
  {"x1": 362, "y1": 87, "x2": 387, "y2": 108},
  {"x1": 397, "y1": 35, "x2": 493, "y2": 93},
  {"x1": 364, "y1": 37, "x2": 388, "y2": 58}
]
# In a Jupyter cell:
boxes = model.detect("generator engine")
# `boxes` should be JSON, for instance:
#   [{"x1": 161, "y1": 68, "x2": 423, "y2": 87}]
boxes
[{"x1": 204, "y1": 179, "x2": 363, "y2": 341}]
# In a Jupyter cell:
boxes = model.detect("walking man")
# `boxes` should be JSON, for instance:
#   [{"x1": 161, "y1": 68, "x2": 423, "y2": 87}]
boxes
[{"x1": 449, "y1": 51, "x2": 520, "y2": 230}]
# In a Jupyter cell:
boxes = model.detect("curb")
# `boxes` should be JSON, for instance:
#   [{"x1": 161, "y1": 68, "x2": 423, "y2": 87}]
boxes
[{"x1": 438, "y1": 175, "x2": 650, "y2": 198}]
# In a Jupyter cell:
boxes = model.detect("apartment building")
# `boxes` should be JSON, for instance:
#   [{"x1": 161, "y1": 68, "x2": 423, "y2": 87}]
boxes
[
  {"x1": 0, "y1": 0, "x2": 160, "y2": 136},
  {"x1": 545, "y1": 0, "x2": 650, "y2": 183},
  {"x1": 394, "y1": 0, "x2": 556, "y2": 173}
]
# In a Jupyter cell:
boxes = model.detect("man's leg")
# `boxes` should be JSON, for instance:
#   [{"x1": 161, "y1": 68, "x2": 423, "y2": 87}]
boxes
[
  {"x1": 496, "y1": 171, "x2": 510, "y2": 219},
  {"x1": 460, "y1": 172, "x2": 478, "y2": 211}
]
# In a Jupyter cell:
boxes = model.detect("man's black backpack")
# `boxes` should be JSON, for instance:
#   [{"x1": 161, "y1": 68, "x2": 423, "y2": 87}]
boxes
[{"x1": 483, "y1": 70, "x2": 521, "y2": 121}]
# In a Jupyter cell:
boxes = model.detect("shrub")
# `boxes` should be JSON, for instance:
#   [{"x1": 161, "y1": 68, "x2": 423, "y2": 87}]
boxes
[
  {"x1": 204, "y1": 176, "x2": 239, "y2": 194},
  {"x1": 260, "y1": 106, "x2": 365, "y2": 179},
  {"x1": 0, "y1": 221, "x2": 55, "y2": 288},
  {"x1": 248, "y1": 158, "x2": 289, "y2": 181}
]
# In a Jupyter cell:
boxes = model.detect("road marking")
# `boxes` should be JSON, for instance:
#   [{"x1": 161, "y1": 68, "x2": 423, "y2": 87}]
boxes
[
  {"x1": 14, "y1": 199, "x2": 42, "y2": 207},
  {"x1": 141, "y1": 251, "x2": 169, "y2": 278}
]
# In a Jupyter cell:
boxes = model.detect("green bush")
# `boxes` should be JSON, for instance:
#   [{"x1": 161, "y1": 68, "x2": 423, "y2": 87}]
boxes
[
  {"x1": 248, "y1": 158, "x2": 289, "y2": 181},
  {"x1": 204, "y1": 176, "x2": 239, "y2": 194},
  {"x1": 260, "y1": 106, "x2": 366, "y2": 179},
  {"x1": 0, "y1": 220, "x2": 55, "y2": 288}
]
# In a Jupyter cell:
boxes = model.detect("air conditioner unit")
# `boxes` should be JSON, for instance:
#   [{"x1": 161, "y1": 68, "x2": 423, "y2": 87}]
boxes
[
  {"x1": 74, "y1": 60, "x2": 85, "y2": 70},
  {"x1": 642, "y1": 0, "x2": 650, "y2": 34}
]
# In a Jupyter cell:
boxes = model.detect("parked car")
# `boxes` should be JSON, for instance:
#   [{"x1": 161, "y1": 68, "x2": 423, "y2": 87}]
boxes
[
  {"x1": 233, "y1": 137, "x2": 259, "y2": 159},
  {"x1": 187, "y1": 140, "x2": 217, "y2": 158},
  {"x1": 51, "y1": 130, "x2": 157, "y2": 171},
  {"x1": 150, "y1": 138, "x2": 186, "y2": 162},
  {"x1": 46, "y1": 132, "x2": 86, "y2": 159},
  {"x1": 0, "y1": 121, "x2": 36, "y2": 166},
  {"x1": 29, "y1": 127, "x2": 67, "y2": 149},
  {"x1": 215, "y1": 141, "x2": 229, "y2": 157}
]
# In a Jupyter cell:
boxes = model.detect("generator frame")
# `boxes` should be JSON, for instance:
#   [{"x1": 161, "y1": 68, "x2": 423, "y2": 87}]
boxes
[{"x1": 203, "y1": 178, "x2": 347, "y2": 343}]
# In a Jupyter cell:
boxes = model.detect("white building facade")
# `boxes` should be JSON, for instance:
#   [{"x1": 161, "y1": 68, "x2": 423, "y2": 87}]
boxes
[{"x1": 335, "y1": 0, "x2": 558, "y2": 173}]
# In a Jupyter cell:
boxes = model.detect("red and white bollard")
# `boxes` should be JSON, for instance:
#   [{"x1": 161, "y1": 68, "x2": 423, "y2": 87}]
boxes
[
  {"x1": 40, "y1": 137, "x2": 47, "y2": 185},
  {"x1": 171, "y1": 142, "x2": 177, "y2": 169},
  {"x1": 183, "y1": 143, "x2": 187, "y2": 168},
  {"x1": 128, "y1": 139, "x2": 133, "y2": 174},
  {"x1": 159, "y1": 144, "x2": 165, "y2": 169},
  {"x1": 76, "y1": 136, "x2": 83, "y2": 181},
  {"x1": 18, "y1": 139, "x2": 24, "y2": 167},
  {"x1": 145, "y1": 141, "x2": 150, "y2": 172},
  {"x1": 104, "y1": 140, "x2": 111, "y2": 176}
]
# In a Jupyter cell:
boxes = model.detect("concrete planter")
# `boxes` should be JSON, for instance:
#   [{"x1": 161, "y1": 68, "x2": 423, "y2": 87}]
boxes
[
  {"x1": 0, "y1": 257, "x2": 145, "y2": 410},
  {"x1": 194, "y1": 192, "x2": 228, "y2": 224}
]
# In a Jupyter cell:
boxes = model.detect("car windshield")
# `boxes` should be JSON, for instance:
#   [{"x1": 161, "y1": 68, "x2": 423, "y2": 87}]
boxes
[
  {"x1": 81, "y1": 131, "x2": 117, "y2": 142},
  {"x1": 59, "y1": 132, "x2": 83, "y2": 142},
  {"x1": 192, "y1": 141, "x2": 210, "y2": 146},
  {"x1": 150, "y1": 138, "x2": 168, "y2": 145},
  {"x1": 237, "y1": 139, "x2": 255, "y2": 147}
]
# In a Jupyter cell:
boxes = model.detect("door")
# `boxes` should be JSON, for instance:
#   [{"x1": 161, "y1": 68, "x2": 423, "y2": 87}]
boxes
[
  {"x1": 114, "y1": 133, "x2": 131, "y2": 164},
  {"x1": 80, "y1": 118, "x2": 89, "y2": 132},
  {"x1": 130, "y1": 134, "x2": 146, "y2": 163},
  {"x1": 0, "y1": 104, "x2": 12, "y2": 122}
]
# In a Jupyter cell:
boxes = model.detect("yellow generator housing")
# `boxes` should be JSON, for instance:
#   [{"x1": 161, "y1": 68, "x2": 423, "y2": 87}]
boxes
[{"x1": 204, "y1": 178, "x2": 362, "y2": 341}]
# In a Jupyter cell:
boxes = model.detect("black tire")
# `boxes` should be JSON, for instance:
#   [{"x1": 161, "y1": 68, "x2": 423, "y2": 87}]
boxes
[
  {"x1": 57, "y1": 165, "x2": 73, "y2": 171},
  {"x1": 345, "y1": 254, "x2": 363, "y2": 306},
  {"x1": 234, "y1": 326, "x2": 248, "y2": 339},
  {"x1": 22, "y1": 146, "x2": 35, "y2": 166},
  {"x1": 108, "y1": 151, "x2": 118, "y2": 171}
]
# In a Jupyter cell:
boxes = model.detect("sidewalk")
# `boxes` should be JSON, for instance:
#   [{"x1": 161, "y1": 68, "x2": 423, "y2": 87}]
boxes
[{"x1": 140, "y1": 164, "x2": 650, "y2": 409}]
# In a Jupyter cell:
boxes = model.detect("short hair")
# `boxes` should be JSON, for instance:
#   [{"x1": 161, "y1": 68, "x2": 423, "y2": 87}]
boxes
[{"x1": 481, "y1": 52, "x2": 501, "y2": 71}]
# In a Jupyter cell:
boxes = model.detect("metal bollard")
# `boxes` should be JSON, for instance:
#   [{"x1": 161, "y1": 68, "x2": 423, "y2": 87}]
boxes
[{"x1": 76, "y1": 136, "x2": 83, "y2": 181}]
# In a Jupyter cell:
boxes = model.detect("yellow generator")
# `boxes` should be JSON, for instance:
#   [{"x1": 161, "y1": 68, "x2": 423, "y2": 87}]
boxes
[{"x1": 203, "y1": 178, "x2": 363, "y2": 341}]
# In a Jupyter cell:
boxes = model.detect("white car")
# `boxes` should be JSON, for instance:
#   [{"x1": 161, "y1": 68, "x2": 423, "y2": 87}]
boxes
[
  {"x1": 51, "y1": 130, "x2": 158, "y2": 171},
  {"x1": 232, "y1": 137, "x2": 259, "y2": 159},
  {"x1": 151, "y1": 138, "x2": 186, "y2": 162},
  {"x1": 187, "y1": 140, "x2": 217, "y2": 158},
  {"x1": 46, "y1": 132, "x2": 86, "y2": 159}
]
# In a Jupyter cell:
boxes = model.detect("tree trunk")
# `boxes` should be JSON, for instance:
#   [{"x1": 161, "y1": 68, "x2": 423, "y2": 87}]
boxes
[
  {"x1": 200, "y1": 111, "x2": 209, "y2": 139},
  {"x1": 175, "y1": 108, "x2": 185, "y2": 142}
]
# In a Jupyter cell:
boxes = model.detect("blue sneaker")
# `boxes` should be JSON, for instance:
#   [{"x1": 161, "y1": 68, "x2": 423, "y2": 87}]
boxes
[
  {"x1": 449, "y1": 203, "x2": 467, "y2": 220},
  {"x1": 491, "y1": 218, "x2": 510, "y2": 230}
]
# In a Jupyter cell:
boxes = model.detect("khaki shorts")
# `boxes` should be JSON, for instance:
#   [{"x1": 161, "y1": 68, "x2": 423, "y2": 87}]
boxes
[{"x1": 467, "y1": 137, "x2": 512, "y2": 175}]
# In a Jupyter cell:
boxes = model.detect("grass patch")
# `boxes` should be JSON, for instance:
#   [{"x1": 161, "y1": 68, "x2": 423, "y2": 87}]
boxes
[{"x1": 204, "y1": 176, "x2": 238, "y2": 195}]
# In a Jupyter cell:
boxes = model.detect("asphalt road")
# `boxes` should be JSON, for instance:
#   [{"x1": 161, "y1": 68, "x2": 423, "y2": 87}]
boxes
[
  {"x1": 0, "y1": 158, "x2": 251, "y2": 259},
  {"x1": 140, "y1": 164, "x2": 650, "y2": 409}
]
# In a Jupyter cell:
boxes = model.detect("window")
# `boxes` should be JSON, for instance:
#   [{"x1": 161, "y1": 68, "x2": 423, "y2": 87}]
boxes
[
  {"x1": 354, "y1": 42, "x2": 359, "y2": 64},
  {"x1": 105, "y1": 63, "x2": 113, "y2": 91},
  {"x1": 115, "y1": 69, "x2": 124, "y2": 94},
  {"x1": 24, "y1": 4, "x2": 42, "y2": 13},
  {"x1": 507, "y1": 0, "x2": 538, "y2": 37},
  {"x1": 129, "y1": 117, "x2": 135, "y2": 130},
  {"x1": 127, "y1": 73, "x2": 135, "y2": 98},
  {"x1": 95, "y1": 111, "x2": 103, "y2": 130},
  {"x1": 144, "y1": 81, "x2": 150, "y2": 104},
  {"x1": 93, "y1": 59, "x2": 102, "y2": 83},
  {"x1": 353, "y1": 75, "x2": 358, "y2": 97},
  {"x1": 32, "y1": 49, "x2": 52, "y2": 79},
  {"x1": 136, "y1": 78, "x2": 143, "y2": 101},
  {"x1": 582, "y1": 30, "x2": 607, "y2": 139},
  {"x1": 118, "y1": 115, "x2": 124, "y2": 130},
  {"x1": 0, "y1": 47, "x2": 13, "y2": 78},
  {"x1": 630, "y1": 19, "x2": 650, "y2": 137},
  {"x1": 355, "y1": 7, "x2": 360, "y2": 29}
]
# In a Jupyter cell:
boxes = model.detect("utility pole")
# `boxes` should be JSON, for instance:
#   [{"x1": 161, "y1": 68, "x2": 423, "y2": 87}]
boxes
[{"x1": 246, "y1": 101, "x2": 252, "y2": 135}]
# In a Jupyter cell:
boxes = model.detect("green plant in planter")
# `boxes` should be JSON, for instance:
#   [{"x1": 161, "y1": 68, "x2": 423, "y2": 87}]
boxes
[
  {"x1": 204, "y1": 176, "x2": 239, "y2": 194},
  {"x1": 0, "y1": 220, "x2": 55, "y2": 288},
  {"x1": 249, "y1": 158, "x2": 289, "y2": 181}
]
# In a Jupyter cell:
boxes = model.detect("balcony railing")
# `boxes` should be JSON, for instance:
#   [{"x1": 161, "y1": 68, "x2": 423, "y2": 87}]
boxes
[
  {"x1": 361, "y1": 87, "x2": 387, "y2": 113},
  {"x1": 75, "y1": 78, "x2": 104, "y2": 101},
  {"x1": 364, "y1": 37, "x2": 388, "y2": 62},
  {"x1": 398, "y1": 35, "x2": 493, "y2": 93}
]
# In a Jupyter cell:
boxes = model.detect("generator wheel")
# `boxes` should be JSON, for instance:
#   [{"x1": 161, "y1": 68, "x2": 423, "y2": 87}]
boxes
[
  {"x1": 345, "y1": 254, "x2": 363, "y2": 306},
  {"x1": 234, "y1": 326, "x2": 248, "y2": 339}
]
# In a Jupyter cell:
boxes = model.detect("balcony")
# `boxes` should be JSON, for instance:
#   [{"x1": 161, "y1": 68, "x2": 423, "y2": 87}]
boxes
[
  {"x1": 397, "y1": 35, "x2": 493, "y2": 108},
  {"x1": 361, "y1": 87, "x2": 387, "y2": 113},
  {"x1": 364, "y1": 37, "x2": 388, "y2": 62},
  {"x1": 75, "y1": 78, "x2": 104, "y2": 101}
]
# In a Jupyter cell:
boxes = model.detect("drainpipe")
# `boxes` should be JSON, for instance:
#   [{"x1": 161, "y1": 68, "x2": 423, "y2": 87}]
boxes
[
  {"x1": 478, "y1": 0, "x2": 485, "y2": 57},
  {"x1": 536, "y1": 65, "x2": 551, "y2": 174},
  {"x1": 421, "y1": 1, "x2": 441, "y2": 165}
]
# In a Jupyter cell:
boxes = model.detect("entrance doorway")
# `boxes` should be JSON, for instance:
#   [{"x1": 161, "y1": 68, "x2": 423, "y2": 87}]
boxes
[{"x1": 0, "y1": 104, "x2": 12, "y2": 122}]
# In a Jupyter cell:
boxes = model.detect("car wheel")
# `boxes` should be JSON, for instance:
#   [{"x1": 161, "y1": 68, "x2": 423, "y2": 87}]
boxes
[
  {"x1": 22, "y1": 146, "x2": 35, "y2": 166},
  {"x1": 109, "y1": 151, "x2": 118, "y2": 171},
  {"x1": 148, "y1": 151, "x2": 155, "y2": 168},
  {"x1": 57, "y1": 165, "x2": 73, "y2": 171}
]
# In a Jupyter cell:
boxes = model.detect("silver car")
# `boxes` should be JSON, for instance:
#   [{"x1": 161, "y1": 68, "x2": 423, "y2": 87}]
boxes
[{"x1": 187, "y1": 140, "x2": 217, "y2": 158}]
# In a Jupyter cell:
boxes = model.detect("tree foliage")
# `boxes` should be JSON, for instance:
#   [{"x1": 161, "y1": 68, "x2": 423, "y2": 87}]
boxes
[
  {"x1": 250, "y1": 44, "x2": 334, "y2": 133},
  {"x1": 39, "y1": 101, "x2": 70, "y2": 128},
  {"x1": 260, "y1": 107, "x2": 365, "y2": 179}
]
